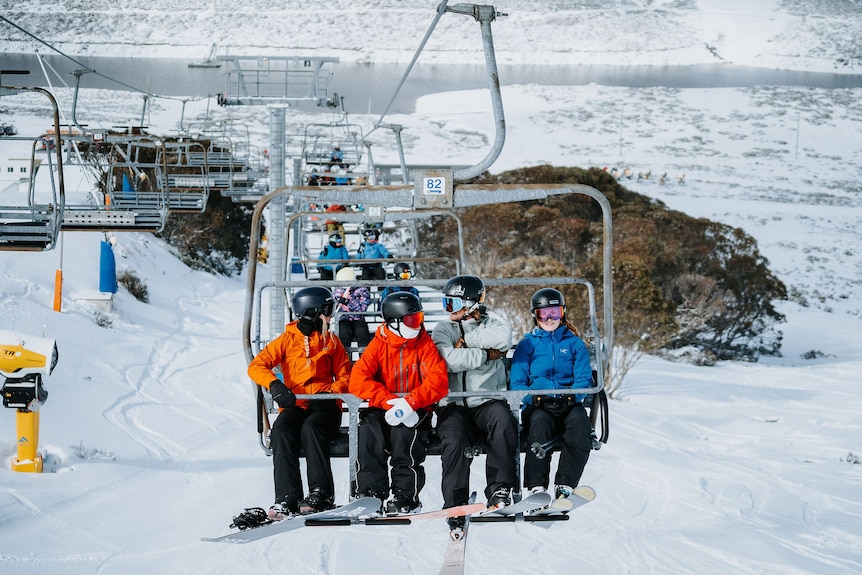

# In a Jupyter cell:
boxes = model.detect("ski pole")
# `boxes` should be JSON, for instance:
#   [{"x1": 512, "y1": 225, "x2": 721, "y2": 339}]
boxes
[{"x1": 530, "y1": 435, "x2": 562, "y2": 460}]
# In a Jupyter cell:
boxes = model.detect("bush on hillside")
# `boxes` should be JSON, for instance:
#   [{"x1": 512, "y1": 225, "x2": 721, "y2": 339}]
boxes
[
  {"x1": 419, "y1": 165, "x2": 787, "y2": 367},
  {"x1": 117, "y1": 269, "x2": 149, "y2": 303},
  {"x1": 156, "y1": 193, "x2": 254, "y2": 276}
]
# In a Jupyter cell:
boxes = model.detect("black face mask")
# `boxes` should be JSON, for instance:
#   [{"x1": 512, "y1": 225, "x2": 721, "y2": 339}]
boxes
[{"x1": 297, "y1": 316, "x2": 323, "y2": 335}]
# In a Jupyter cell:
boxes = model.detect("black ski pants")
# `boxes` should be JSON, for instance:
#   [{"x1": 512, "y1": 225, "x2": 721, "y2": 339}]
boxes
[
  {"x1": 437, "y1": 400, "x2": 519, "y2": 508},
  {"x1": 270, "y1": 402, "x2": 341, "y2": 503},
  {"x1": 522, "y1": 403, "x2": 592, "y2": 490},
  {"x1": 338, "y1": 319, "x2": 371, "y2": 351},
  {"x1": 318, "y1": 268, "x2": 335, "y2": 281},
  {"x1": 354, "y1": 407, "x2": 431, "y2": 500},
  {"x1": 360, "y1": 264, "x2": 386, "y2": 281}
]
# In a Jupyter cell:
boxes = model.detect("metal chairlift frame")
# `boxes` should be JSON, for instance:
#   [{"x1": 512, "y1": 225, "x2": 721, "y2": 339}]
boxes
[
  {"x1": 300, "y1": 121, "x2": 369, "y2": 185},
  {"x1": 241, "y1": 181, "x2": 613, "y2": 491},
  {"x1": 294, "y1": 208, "x2": 457, "y2": 281},
  {"x1": 237, "y1": 3, "x2": 612, "y2": 492},
  {"x1": 183, "y1": 122, "x2": 263, "y2": 201},
  {"x1": 60, "y1": 134, "x2": 167, "y2": 232},
  {"x1": 0, "y1": 85, "x2": 65, "y2": 251},
  {"x1": 217, "y1": 55, "x2": 338, "y2": 107},
  {"x1": 160, "y1": 139, "x2": 210, "y2": 212},
  {"x1": 104, "y1": 135, "x2": 171, "y2": 216}
]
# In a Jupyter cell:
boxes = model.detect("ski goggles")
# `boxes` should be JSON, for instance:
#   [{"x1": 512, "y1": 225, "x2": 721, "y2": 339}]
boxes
[
  {"x1": 309, "y1": 302, "x2": 335, "y2": 317},
  {"x1": 535, "y1": 306, "x2": 564, "y2": 322},
  {"x1": 401, "y1": 311, "x2": 425, "y2": 329},
  {"x1": 398, "y1": 271, "x2": 412, "y2": 280},
  {"x1": 442, "y1": 296, "x2": 466, "y2": 313}
]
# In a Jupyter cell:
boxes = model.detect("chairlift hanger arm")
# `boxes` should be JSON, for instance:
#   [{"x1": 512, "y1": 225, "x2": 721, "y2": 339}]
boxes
[
  {"x1": 372, "y1": 4, "x2": 507, "y2": 180},
  {"x1": 447, "y1": 4, "x2": 507, "y2": 181}
]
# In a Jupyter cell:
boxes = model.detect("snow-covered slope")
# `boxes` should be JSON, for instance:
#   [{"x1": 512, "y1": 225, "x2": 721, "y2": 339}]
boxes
[
  {"x1": 2, "y1": 0, "x2": 861, "y2": 71},
  {"x1": 1, "y1": 2, "x2": 861, "y2": 574}
]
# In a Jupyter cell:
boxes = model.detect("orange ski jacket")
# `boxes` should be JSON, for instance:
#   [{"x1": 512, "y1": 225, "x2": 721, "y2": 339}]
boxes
[
  {"x1": 248, "y1": 321, "x2": 351, "y2": 410},
  {"x1": 348, "y1": 323, "x2": 448, "y2": 412}
]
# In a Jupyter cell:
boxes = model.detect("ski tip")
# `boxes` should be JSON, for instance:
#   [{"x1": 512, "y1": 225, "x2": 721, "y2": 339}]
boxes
[
  {"x1": 549, "y1": 498, "x2": 576, "y2": 511},
  {"x1": 574, "y1": 485, "x2": 596, "y2": 501}
]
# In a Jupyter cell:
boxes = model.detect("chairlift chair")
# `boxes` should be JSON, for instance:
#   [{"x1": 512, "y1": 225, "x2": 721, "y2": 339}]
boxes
[
  {"x1": 242, "y1": 184, "x2": 612, "y2": 496},
  {"x1": 0, "y1": 86, "x2": 65, "y2": 251},
  {"x1": 160, "y1": 139, "x2": 210, "y2": 212}
]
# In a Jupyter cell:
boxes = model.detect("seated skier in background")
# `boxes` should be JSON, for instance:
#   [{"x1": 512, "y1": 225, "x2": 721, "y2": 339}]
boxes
[
  {"x1": 332, "y1": 265, "x2": 372, "y2": 356},
  {"x1": 317, "y1": 232, "x2": 350, "y2": 281},
  {"x1": 378, "y1": 262, "x2": 420, "y2": 304},
  {"x1": 356, "y1": 227, "x2": 392, "y2": 281}
]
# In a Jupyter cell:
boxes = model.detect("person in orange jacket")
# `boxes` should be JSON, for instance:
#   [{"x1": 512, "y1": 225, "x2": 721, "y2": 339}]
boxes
[
  {"x1": 348, "y1": 292, "x2": 448, "y2": 515},
  {"x1": 248, "y1": 286, "x2": 351, "y2": 519}
]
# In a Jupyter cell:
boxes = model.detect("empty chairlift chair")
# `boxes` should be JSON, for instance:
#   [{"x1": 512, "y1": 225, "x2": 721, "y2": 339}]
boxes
[{"x1": 0, "y1": 86, "x2": 65, "y2": 252}]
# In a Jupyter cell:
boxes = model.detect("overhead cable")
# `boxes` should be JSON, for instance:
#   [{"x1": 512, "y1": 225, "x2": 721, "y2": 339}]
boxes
[{"x1": 367, "y1": 0, "x2": 450, "y2": 139}]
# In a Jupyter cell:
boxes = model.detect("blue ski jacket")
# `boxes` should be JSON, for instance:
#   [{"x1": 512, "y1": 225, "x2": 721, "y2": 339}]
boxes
[
  {"x1": 510, "y1": 324, "x2": 592, "y2": 406},
  {"x1": 357, "y1": 241, "x2": 391, "y2": 261},
  {"x1": 317, "y1": 244, "x2": 350, "y2": 274}
]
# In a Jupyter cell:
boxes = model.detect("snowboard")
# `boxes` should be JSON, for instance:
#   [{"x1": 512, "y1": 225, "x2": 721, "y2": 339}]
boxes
[
  {"x1": 525, "y1": 485, "x2": 596, "y2": 520},
  {"x1": 471, "y1": 491, "x2": 553, "y2": 522},
  {"x1": 202, "y1": 496, "x2": 382, "y2": 543}
]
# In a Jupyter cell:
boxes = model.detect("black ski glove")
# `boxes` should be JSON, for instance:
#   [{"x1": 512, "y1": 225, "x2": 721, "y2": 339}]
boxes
[{"x1": 269, "y1": 380, "x2": 295, "y2": 409}]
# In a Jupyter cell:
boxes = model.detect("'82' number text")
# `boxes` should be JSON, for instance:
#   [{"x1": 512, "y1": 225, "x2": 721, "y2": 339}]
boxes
[{"x1": 423, "y1": 177, "x2": 445, "y2": 195}]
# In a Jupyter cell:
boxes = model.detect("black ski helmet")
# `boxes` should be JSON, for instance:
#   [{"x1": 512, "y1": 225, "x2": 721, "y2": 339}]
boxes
[
  {"x1": 530, "y1": 288, "x2": 566, "y2": 311},
  {"x1": 382, "y1": 292, "x2": 424, "y2": 333},
  {"x1": 362, "y1": 227, "x2": 379, "y2": 241},
  {"x1": 329, "y1": 232, "x2": 343, "y2": 247},
  {"x1": 291, "y1": 286, "x2": 335, "y2": 319},
  {"x1": 442, "y1": 275, "x2": 485, "y2": 313},
  {"x1": 393, "y1": 262, "x2": 413, "y2": 280}
]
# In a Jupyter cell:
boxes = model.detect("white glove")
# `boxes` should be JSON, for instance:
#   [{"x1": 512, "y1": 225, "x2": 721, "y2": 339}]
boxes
[{"x1": 385, "y1": 397, "x2": 419, "y2": 428}]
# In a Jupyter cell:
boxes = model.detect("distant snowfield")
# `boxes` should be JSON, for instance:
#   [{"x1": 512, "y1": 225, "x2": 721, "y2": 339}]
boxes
[
  {"x1": 2, "y1": 2, "x2": 862, "y2": 574},
  {"x1": 2, "y1": 0, "x2": 861, "y2": 72}
]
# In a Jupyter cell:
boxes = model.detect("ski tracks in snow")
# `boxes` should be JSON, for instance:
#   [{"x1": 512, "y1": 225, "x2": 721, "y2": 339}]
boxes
[
  {"x1": 102, "y1": 285, "x2": 247, "y2": 463},
  {"x1": 594, "y1": 363, "x2": 862, "y2": 574}
]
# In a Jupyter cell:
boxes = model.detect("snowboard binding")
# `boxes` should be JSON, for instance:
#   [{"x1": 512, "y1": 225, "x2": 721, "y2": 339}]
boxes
[{"x1": 230, "y1": 507, "x2": 272, "y2": 530}]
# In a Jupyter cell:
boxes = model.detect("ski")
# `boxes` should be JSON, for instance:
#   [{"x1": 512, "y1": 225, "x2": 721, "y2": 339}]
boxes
[
  {"x1": 526, "y1": 496, "x2": 575, "y2": 518},
  {"x1": 471, "y1": 491, "x2": 552, "y2": 523},
  {"x1": 304, "y1": 501, "x2": 486, "y2": 527},
  {"x1": 201, "y1": 496, "x2": 381, "y2": 544},
  {"x1": 526, "y1": 485, "x2": 596, "y2": 520},
  {"x1": 438, "y1": 493, "x2": 477, "y2": 575}
]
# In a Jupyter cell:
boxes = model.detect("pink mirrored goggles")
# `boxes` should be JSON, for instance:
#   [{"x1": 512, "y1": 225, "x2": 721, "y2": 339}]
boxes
[{"x1": 535, "y1": 306, "x2": 564, "y2": 322}]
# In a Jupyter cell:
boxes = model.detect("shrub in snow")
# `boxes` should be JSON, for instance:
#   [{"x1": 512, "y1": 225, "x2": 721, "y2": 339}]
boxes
[
  {"x1": 71, "y1": 441, "x2": 116, "y2": 461},
  {"x1": 118, "y1": 269, "x2": 149, "y2": 303}
]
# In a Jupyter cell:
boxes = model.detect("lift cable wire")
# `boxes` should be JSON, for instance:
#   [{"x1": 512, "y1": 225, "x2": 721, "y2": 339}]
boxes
[
  {"x1": 1, "y1": 15, "x2": 205, "y2": 104},
  {"x1": 366, "y1": 0, "x2": 449, "y2": 139},
  {"x1": 35, "y1": 50, "x2": 72, "y2": 90}
]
